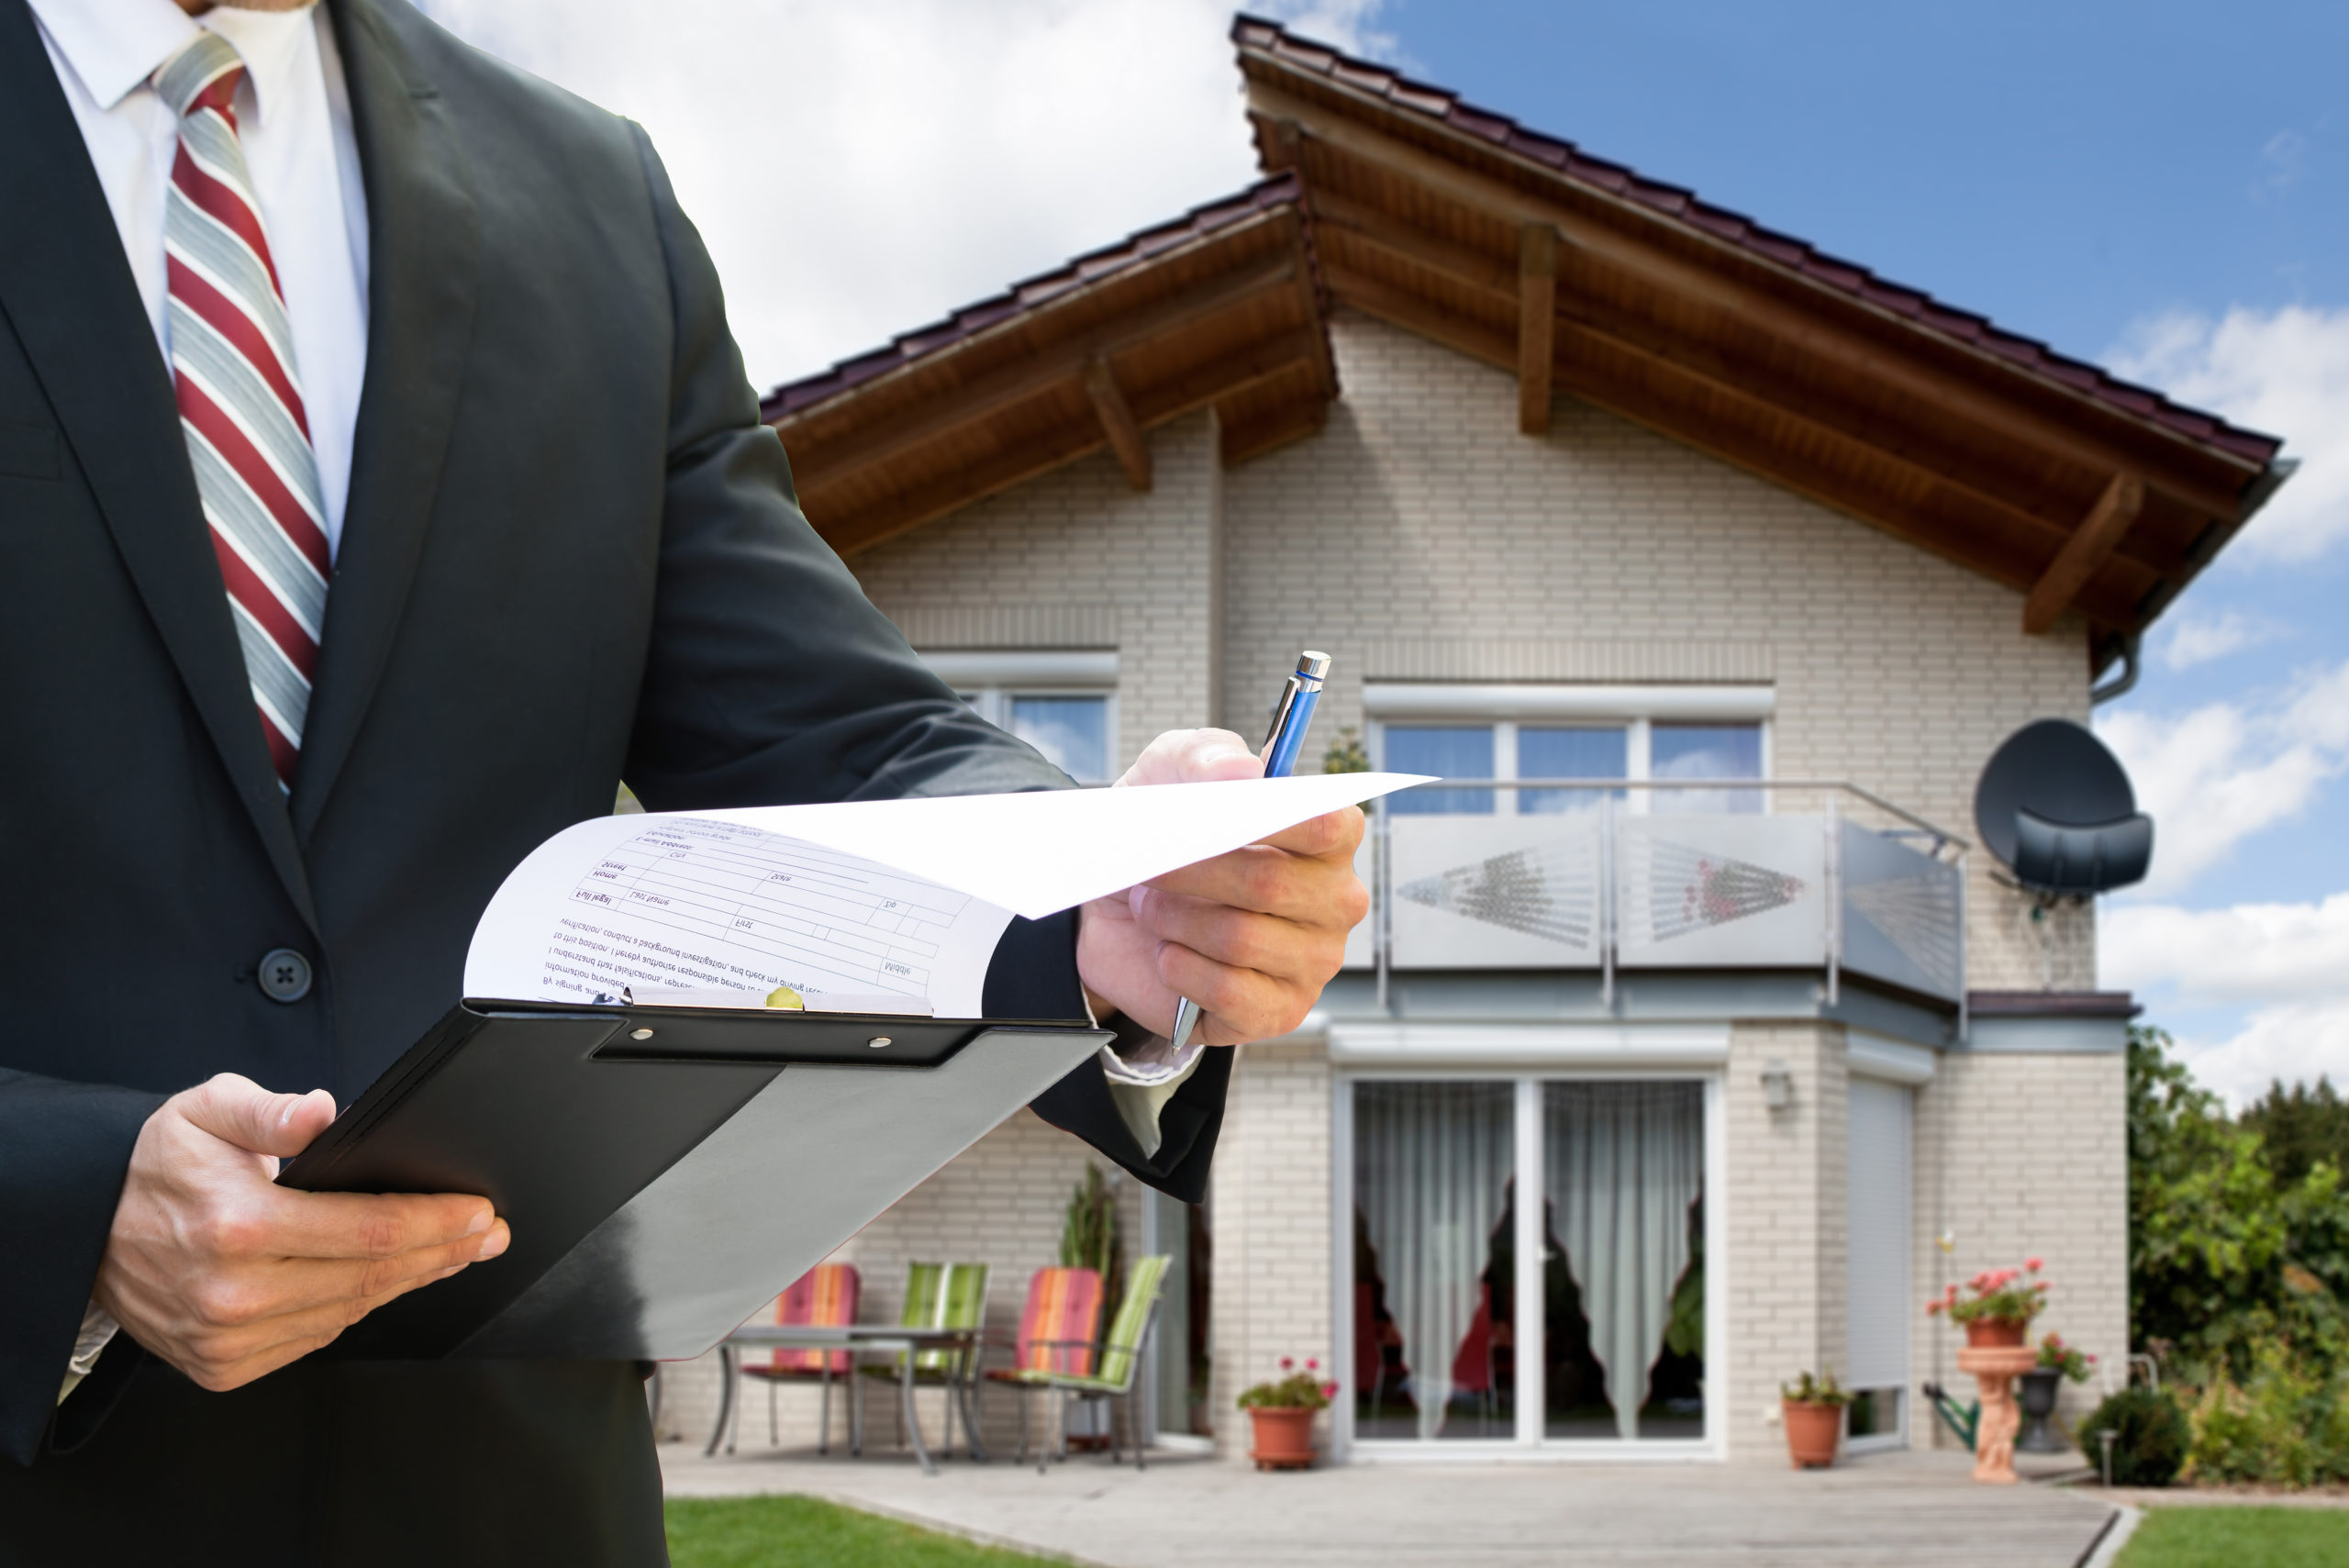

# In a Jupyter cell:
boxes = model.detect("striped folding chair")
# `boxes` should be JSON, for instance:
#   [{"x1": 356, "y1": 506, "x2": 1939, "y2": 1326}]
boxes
[
  {"x1": 729, "y1": 1262, "x2": 860, "y2": 1454},
  {"x1": 982, "y1": 1266, "x2": 1104, "y2": 1462},
  {"x1": 858, "y1": 1261, "x2": 990, "y2": 1459},
  {"x1": 993, "y1": 1255, "x2": 1170, "y2": 1472}
]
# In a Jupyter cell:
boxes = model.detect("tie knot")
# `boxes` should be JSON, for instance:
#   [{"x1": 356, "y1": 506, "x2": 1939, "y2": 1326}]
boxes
[{"x1": 154, "y1": 30, "x2": 246, "y2": 121}]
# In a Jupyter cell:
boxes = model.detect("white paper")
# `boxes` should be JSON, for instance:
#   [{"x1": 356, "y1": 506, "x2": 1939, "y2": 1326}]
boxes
[{"x1": 462, "y1": 773, "x2": 1425, "y2": 1014}]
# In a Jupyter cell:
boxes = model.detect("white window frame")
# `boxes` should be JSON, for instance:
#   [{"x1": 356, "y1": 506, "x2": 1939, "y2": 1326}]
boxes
[
  {"x1": 1329, "y1": 1036, "x2": 1728, "y2": 1464},
  {"x1": 920, "y1": 651, "x2": 1119, "y2": 784},
  {"x1": 1366, "y1": 684, "x2": 1773, "y2": 815}
]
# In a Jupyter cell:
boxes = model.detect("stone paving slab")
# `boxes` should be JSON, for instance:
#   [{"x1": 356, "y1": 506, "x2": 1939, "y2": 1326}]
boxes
[{"x1": 660, "y1": 1443, "x2": 2117, "y2": 1567}]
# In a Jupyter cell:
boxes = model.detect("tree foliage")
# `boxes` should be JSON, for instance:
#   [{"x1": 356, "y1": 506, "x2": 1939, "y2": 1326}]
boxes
[
  {"x1": 2126, "y1": 1027, "x2": 2349, "y2": 1377},
  {"x1": 2242, "y1": 1076, "x2": 2349, "y2": 1188}
]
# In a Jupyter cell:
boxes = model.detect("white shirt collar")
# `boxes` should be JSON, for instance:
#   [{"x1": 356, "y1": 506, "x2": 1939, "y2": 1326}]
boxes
[{"x1": 27, "y1": 0, "x2": 321, "y2": 126}]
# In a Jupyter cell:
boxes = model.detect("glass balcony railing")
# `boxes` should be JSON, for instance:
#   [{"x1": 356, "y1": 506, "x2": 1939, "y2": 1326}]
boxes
[{"x1": 1343, "y1": 780, "x2": 1970, "y2": 1006}]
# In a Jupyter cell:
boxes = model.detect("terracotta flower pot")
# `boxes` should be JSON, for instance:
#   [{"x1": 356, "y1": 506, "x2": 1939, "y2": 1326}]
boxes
[
  {"x1": 1247, "y1": 1406, "x2": 1319, "y2": 1472},
  {"x1": 1783, "y1": 1401, "x2": 1842, "y2": 1470},
  {"x1": 1965, "y1": 1318, "x2": 2029, "y2": 1349}
]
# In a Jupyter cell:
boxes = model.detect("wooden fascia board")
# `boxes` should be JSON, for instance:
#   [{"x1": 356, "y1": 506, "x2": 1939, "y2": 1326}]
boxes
[
  {"x1": 2024, "y1": 473, "x2": 2145, "y2": 634},
  {"x1": 783, "y1": 251, "x2": 1299, "y2": 490},
  {"x1": 1244, "y1": 82, "x2": 2254, "y2": 523}
]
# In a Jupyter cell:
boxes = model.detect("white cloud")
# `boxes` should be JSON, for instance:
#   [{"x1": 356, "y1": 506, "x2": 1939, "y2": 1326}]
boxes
[
  {"x1": 411, "y1": 0, "x2": 1390, "y2": 391},
  {"x1": 2154, "y1": 606, "x2": 2282, "y2": 672},
  {"x1": 2104, "y1": 895, "x2": 2349, "y2": 1106},
  {"x1": 2174, "y1": 1002, "x2": 2349, "y2": 1109},
  {"x1": 2107, "y1": 305, "x2": 2349, "y2": 563},
  {"x1": 2103, "y1": 893, "x2": 2349, "y2": 1006},
  {"x1": 2098, "y1": 657, "x2": 2349, "y2": 895}
]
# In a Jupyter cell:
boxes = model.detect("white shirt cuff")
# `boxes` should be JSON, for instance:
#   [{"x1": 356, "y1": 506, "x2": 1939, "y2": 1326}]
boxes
[
  {"x1": 1097, "y1": 1018, "x2": 1208, "y2": 1160},
  {"x1": 58, "y1": 1302, "x2": 119, "y2": 1406}
]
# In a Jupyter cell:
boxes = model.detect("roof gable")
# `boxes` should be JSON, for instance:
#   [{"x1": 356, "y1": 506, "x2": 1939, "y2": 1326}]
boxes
[{"x1": 761, "y1": 20, "x2": 2286, "y2": 665}]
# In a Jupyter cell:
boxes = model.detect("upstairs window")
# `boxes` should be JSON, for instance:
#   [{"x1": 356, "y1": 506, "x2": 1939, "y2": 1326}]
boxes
[
  {"x1": 923, "y1": 651, "x2": 1119, "y2": 785},
  {"x1": 1368, "y1": 685, "x2": 1770, "y2": 817}
]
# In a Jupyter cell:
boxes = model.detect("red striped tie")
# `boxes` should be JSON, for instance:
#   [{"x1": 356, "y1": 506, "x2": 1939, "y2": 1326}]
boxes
[{"x1": 155, "y1": 33, "x2": 330, "y2": 791}]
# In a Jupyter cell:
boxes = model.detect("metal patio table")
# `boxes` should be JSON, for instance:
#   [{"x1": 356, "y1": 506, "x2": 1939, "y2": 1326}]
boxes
[{"x1": 708, "y1": 1323, "x2": 986, "y2": 1475}]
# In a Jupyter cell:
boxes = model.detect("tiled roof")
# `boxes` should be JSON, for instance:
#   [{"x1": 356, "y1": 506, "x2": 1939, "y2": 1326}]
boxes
[
  {"x1": 1232, "y1": 16, "x2": 2281, "y2": 467},
  {"x1": 761, "y1": 174, "x2": 1308, "y2": 422}
]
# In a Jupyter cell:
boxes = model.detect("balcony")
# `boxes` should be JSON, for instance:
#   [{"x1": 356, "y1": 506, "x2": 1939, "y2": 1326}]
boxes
[{"x1": 1344, "y1": 781, "x2": 1970, "y2": 1008}]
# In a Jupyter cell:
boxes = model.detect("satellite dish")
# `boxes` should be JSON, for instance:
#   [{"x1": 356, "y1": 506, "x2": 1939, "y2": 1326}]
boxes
[{"x1": 1973, "y1": 718, "x2": 2154, "y2": 897}]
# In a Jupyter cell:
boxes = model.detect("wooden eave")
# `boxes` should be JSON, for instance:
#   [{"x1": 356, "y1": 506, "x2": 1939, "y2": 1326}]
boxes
[
  {"x1": 766, "y1": 188, "x2": 1335, "y2": 557},
  {"x1": 1236, "y1": 32, "x2": 2288, "y2": 662}
]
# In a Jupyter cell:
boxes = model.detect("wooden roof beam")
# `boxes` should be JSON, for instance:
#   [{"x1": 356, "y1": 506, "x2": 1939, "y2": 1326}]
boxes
[
  {"x1": 1519, "y1": 223, "x2": 1558, "y2": 435},
  {"x1": 1250, "y1": 95, "x2": 2252, "y2": 522},
  {"x1": 1085, "y1": 357, "x2": 1152, "y2": 492},
  {"x1": 780, "y1": 250, "x2": 1299, "y2": 488},
  {"x1": 1323, "y1": 265, "x2": 2097, "y2": 607},
  {"x1": 2023, "y1": 473, "x2": 2144, "y2": 634},
  {"x1": 1320, "y1": 222, "x2": 2090, "y2": 563}
]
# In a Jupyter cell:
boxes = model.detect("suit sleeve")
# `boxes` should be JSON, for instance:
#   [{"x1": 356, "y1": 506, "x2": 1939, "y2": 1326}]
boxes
[
  {"x1": 0, "y1": 1072, "x2": 166, "y2": 1466},
  {"x1": 619, "y1": 128, "x2": 1226, "y2": 1200}
]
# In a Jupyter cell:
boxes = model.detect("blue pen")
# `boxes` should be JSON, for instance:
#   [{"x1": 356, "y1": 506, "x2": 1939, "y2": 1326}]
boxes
[{"x1": 1168, "y1": 651, "x2": 1330, "y2": 1052}]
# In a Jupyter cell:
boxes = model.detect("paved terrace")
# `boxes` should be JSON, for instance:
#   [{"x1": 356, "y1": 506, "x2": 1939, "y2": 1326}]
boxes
[{"x1": 661, "y1": 1443, "x2": 2118, "y2": 1567}]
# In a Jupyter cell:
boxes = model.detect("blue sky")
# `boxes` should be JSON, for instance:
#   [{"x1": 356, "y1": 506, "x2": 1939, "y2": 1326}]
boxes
[{"x1": 425, "y1": 0, "x2": 2348, "y2": 1104}]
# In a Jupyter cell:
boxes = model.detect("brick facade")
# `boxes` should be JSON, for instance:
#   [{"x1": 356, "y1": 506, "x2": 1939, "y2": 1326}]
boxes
[{"x1": 675, "y1": 309, "x2": 2130, "y2": 1466}]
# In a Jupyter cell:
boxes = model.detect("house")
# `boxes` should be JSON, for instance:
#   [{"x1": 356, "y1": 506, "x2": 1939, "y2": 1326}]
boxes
[{"x1": 657, "y1": 18, "x2": 2288, "y2": 1464}]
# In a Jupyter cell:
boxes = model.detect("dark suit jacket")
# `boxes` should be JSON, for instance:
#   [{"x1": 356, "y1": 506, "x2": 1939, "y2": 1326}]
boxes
[{"x1": 0, "y1": 1, "x2": 1225, "y2": 1559}]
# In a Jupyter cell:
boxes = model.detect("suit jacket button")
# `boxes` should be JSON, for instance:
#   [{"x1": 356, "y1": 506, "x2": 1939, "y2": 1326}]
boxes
[{"x1": 257, "y1": 948, "x2": 314, "y2": 1003}]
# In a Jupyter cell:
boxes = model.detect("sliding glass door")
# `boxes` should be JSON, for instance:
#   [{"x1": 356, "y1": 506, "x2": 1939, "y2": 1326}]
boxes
[{"x1": 1343, "y1": 1074, "x2": 1716, "y2": 1455}]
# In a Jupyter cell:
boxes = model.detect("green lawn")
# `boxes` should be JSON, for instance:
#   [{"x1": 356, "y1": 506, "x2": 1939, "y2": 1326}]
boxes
[
  {"x1": 665, "y1": 1495, "x2": 1066, "y2": 1568},
  {"x1": 2116, "y1": 1506, "x2": 2349, "y2": 1568}
]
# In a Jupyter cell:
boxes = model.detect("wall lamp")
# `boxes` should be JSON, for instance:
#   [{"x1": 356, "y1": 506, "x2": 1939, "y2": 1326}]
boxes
[{"x1": 1761, "y1": 1061, "x2": 1795, "y2": 1111}]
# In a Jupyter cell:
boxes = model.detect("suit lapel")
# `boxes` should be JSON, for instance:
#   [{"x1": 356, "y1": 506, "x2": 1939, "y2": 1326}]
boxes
[
  {"x1": 0, "y1": 0, "x2": 317, "y2": 929},
  {"x1": 293, "y1": 0, "x2": 479, "y2": 843}
]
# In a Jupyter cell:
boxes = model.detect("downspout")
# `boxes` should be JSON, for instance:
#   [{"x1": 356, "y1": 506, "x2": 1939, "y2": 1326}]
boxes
[
  {"x1": 2094, "y1": 456, "x2": 2296, "y2": 708},
  {"x1": 2090, "y1": 633, "x2": 2141, "y2": 706}
]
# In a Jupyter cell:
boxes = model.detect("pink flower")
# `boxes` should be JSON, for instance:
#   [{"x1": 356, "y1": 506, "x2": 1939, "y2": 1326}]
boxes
[
  {"x1": 1320, "y1": 1382, "x2": 1339, "y2": 1400},
  {"x1": 2026, "y1": 1256, "x2": 2043, "y2": 1273},
  {"x1": 2087, "y1": 1354, "x2": 2099, "y2": 1363},
  {"x1": 1926, "y1": 1300, "x2": 1943, "y2": 1316},
  {"x1": 1306, "y1": 1359, "x2": 1319, "y2": 1372},
  {"x1": 1279, "y1": 1357, "x2": 1294, "y2": 1372}
]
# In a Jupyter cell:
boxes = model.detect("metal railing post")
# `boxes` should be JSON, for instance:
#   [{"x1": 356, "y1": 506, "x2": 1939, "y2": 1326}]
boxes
[
  {"x1": 1375, "y1": 796, "x2": 1393, "y2": 1015},
  {"x1": 1824, "y1": 791, "x2": 1841, "y2": 1008},
  {"x1": 1600, "y1": 788, "x2": 1616, "y2": 1012}
]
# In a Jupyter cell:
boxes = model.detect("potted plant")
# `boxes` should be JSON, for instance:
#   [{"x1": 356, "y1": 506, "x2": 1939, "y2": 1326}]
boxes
[
  {"x1": 1780, "y1": 1367, "x2": 1854, "y2": 1469},
  {"x1": 1925, "y1": 1256, "x2": 2051, "y2": 1347},
  {"x1": 2018, "y1": 1331, "x2": 2095, "y2": 1453},
  {"x1": 1238, "y1": 1357, "x2": 1335, "y2": 1472}
]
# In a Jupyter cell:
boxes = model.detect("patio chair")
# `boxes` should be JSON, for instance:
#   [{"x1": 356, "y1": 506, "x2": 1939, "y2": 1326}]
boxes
[
  {"x1": 982, "y1": 1266, "x2": 1104, "y2": 1461},
  {"x1": 857, "y1": 1261, "x2": 990, "y2": 1460},
  {"x1": 987, "y1": 1254, "x2": 1170, "y2": 1473},
  {"x1": 729, "y1": 1262, "x2": 860, "y2": 1455}
]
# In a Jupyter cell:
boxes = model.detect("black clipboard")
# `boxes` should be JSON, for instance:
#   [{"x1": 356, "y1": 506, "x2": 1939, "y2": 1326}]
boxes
[{"x1": 278, "y1": 999, "x2": 1106, "y2": 1361}]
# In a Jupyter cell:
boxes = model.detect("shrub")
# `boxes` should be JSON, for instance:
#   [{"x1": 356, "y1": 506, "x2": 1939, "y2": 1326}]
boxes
[
  {"x1": 2186, "y1": 1344, "x2": 2349, "y2": 1487},
  {"x1": 2078, "y1": 1385, "x2": 2190, "y2": 1487}
]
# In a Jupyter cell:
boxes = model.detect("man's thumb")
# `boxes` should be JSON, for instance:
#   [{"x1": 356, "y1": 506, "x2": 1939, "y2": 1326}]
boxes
[{"x1": 183, "y1": 1073, "x2": 337, "y2": 1159}]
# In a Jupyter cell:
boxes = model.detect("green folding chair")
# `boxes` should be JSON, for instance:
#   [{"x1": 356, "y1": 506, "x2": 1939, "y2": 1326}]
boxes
[
  {"x1": 988, "y1": 1253, "x2": 1170, "y2": 1472},
  {"x1": 858, "y1": 1261, "x2": 990, "y2": 1460}
]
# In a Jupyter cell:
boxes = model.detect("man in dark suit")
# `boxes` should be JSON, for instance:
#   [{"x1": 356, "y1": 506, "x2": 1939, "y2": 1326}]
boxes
[{"x1": 0, "y1": 0, "x2": 1365, "y2": 1561}]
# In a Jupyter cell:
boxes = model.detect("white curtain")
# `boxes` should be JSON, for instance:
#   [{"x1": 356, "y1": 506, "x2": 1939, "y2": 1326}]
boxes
[
  {"x1": 1542, "y1": 1083, "x2": 1703, "y2": 1440},
  {"x1": 1353, "y1": 1082, "x2": 1513, "y2": 1440}
]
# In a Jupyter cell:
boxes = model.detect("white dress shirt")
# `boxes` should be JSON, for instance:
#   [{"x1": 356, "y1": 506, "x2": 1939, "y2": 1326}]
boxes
[{"x1": 29, "y1": 0, "x2": 369, "y2": 559}]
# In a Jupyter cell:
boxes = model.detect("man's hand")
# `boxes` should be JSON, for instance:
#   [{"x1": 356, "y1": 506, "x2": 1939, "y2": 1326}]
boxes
[
  {"x1": 93, "y1": 1073, "x2": 510, "y2": 1393},
  {"x1": 1076, "y1": 728, "x2": 1368, "y2": 1048}
]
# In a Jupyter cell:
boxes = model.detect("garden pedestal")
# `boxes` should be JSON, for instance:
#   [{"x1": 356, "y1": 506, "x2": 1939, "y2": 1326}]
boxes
[{"x1": 1954, "y1": 1346, "x2": 2039, "y2": 1484}]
